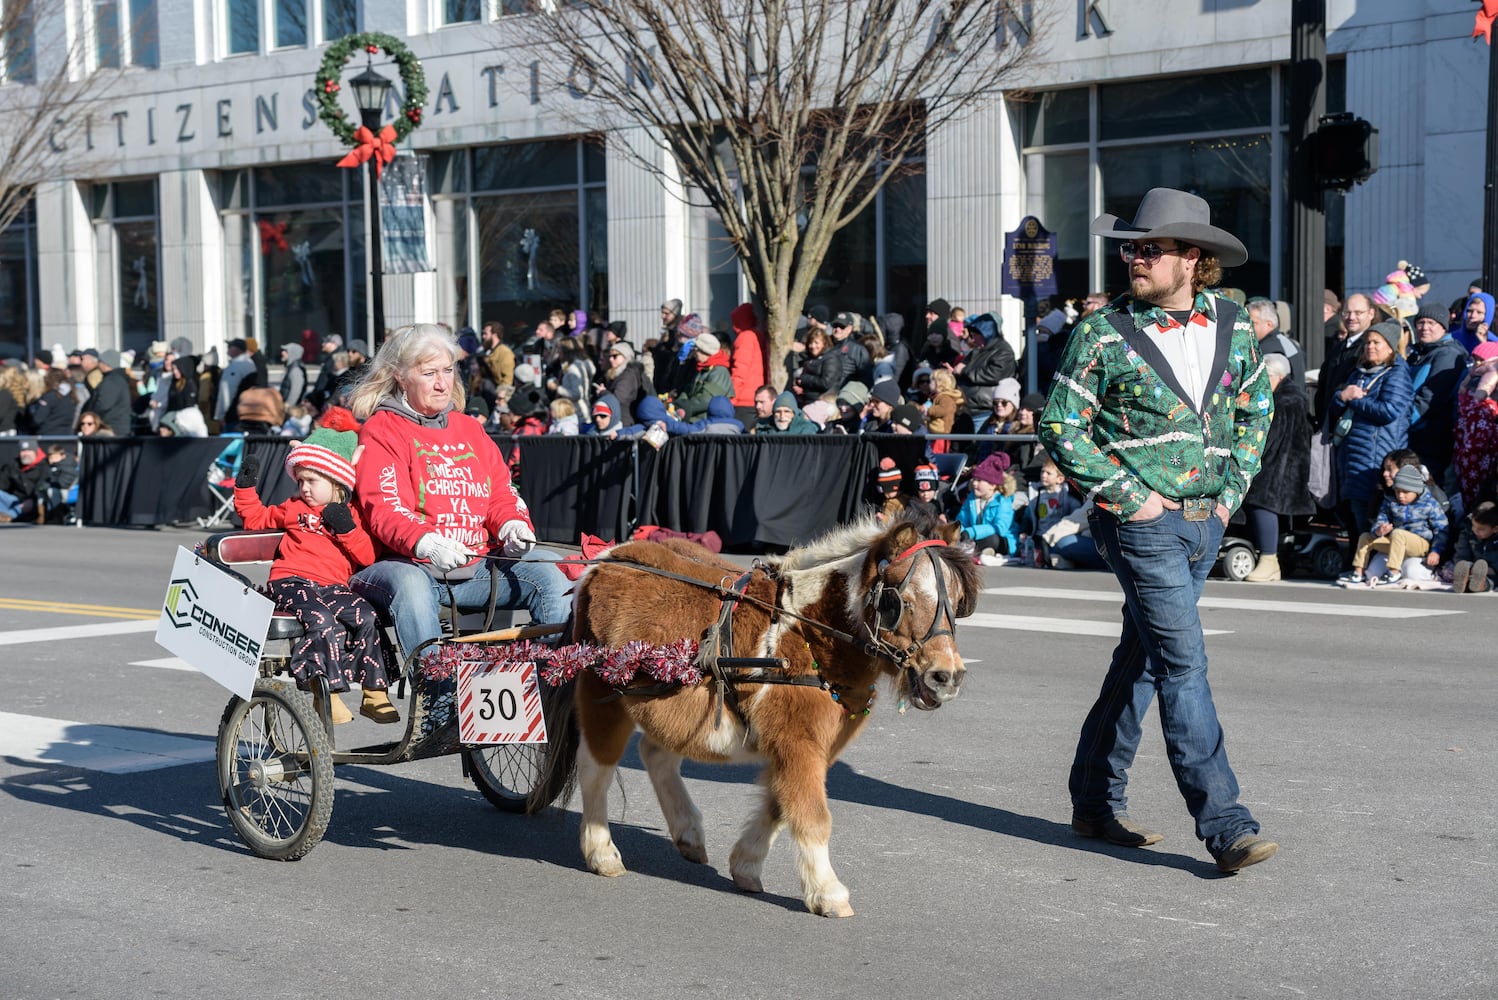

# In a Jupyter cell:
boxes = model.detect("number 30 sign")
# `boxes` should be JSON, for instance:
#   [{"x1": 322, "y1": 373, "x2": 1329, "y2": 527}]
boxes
[{"x1": 457, "y1": 659, "x2": 548, "y2": 744}]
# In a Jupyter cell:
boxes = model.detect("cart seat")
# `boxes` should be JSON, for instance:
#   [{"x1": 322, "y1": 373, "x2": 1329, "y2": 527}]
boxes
[{"x1": 267, "y1": 615, "x2": 306, "y2": 641}]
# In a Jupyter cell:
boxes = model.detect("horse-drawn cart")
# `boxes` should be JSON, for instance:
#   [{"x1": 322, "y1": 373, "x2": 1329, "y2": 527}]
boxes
[{"x1": 199, "y1": 530, "x2": 567, "y2": 861}]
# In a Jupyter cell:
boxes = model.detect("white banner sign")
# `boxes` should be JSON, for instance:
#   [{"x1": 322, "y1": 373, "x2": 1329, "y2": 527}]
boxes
[
  {"x1": 155, "y1": 546, "x2": 274, "y2": 700},
  {"x1": 457, "y1": 660, "x2": 548, "y2": 744}
]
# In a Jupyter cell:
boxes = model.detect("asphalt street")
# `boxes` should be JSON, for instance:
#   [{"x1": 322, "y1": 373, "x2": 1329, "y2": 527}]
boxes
[{"x1": 0, "y1": 523, "x2": 1493, "y2": 999}]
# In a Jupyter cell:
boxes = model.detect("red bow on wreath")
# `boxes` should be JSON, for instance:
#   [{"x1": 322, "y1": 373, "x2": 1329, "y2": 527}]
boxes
[
  {"x1": 336, "y1": 124, "x2": 397, "y2": 178},
  {"x1": 257, "y1": 219, "x2": 288, "y2": 255}
]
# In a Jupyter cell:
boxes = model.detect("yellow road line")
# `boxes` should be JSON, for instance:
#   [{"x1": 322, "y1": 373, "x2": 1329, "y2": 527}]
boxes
[{"x1": 0, "y1": 598, "x2": 159, "y2": 620}]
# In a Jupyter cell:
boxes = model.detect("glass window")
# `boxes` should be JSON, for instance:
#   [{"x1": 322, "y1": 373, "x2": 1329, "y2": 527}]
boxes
[
  {"x1": 117, "y1": 219, "x2": 160, "y2": 354},
  {"x1": 428, "y1": 150, "x2": 468, "y2": 195},
  {"x1": 1100, "y1": 70, "x2": 1269, "y2": 141},
  {"x1": 474, "y1": 190, "x2": 581, "y2": 321},
  {"x1": 96, "y1": 0, "x2": 122, "y2": 68},
  {"x1": 275, "y1": 0, "x2": 306, "y2": 47},
  {"x1": 5, "y1": 1, "x2": 36, "y2": 83},
  {"x1": 226, "y1": 0, "x2": 260, "y2": 54},
  {"x1": 0, "y1": 205, "x2": 37, "y2": 359},
  {"x1": 583, "y1": 141, "x2": 606, "y2": 184},
  {"x1": 434, "y1": 196, "x2": 469, "y2": 329},
  {"x1": 443, "y1": 0, "x2": 481, "y2": 24},
  {"x1": 114, "y1": 180, "x2": 156, "y2": 218},
  {"x1": 129, "y1": 0, "x2": 158, "y2": 67},
  {"x1": 1100, "y1": 133, "x2": 1272, "y2": 294},
  {"x1": 585, "y1": 186, "x2": 608, "y2": 319},
  {"x1": 253, "y1": 164, "x2": 347, "y2": 206},
  {"x1": 473, "y1": 140, "x2": 578, "y2": 191},
  {"x1": 322, "y1": 0, "x2": 358, "y2": 38},
  {"x1": 222, "y1": 212, "x2": 254, "y2": 343},
  {"x1": 1024, "y1": 151, "x2": 1089, "y2": 300},
  {"x1": 257, "y1": 205, "x2": 363, "y2": 353},
  {"x1": 882, "y1": 167, "x2": 928, "y2": 335},
  {"x1": 1021, "y1": 88, "x2": 1089, "y2": 147}
]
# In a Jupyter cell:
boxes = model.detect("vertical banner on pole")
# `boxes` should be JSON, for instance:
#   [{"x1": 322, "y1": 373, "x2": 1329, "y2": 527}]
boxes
[{"x1": 380, "y1": 154, "x2": 433, "y2": 274}]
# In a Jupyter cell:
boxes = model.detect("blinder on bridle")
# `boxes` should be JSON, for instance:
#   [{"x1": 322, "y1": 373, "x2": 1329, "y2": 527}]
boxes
[{"x1": 865, "y1": 540, "x2": 958, "y2": 661}]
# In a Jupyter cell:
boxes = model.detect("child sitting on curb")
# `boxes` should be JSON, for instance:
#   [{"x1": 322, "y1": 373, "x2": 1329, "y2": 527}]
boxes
[
  {"x1": 233, "y1": 429, "x2": 396, "y2": 725},
  {"x1": 958, "y1": 452, "x2": 1018, "y2": 566},
  {"x1": 1339, "y1": 465, "x2": 1448, "y2": 588},
  {"x1": 1450, "y1": 500, "x2": 1498, "y2": 594},
  {"x1": 1024, "y1": 455, "x2": 1082, "y2": 567}
]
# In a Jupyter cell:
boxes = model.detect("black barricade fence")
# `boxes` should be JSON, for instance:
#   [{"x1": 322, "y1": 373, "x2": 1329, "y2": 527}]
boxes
[
  {"x1": 506, "y1": 434, "x2": 638, "y2": 544},
  {"x1": 644, "y1": 435, "x2": 882, "y2": 548},
  {"x1": 55, "y1": 432, "x2": 1036, "y2": 545},
  {"x1": 78, "y1": 436, "x2": 295, "y2": 527}
]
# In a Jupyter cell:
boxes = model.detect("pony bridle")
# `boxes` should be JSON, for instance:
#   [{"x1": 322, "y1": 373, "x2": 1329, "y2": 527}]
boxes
[{"x1": 864, "y1": 540, "x2": 958, "y2": 666}]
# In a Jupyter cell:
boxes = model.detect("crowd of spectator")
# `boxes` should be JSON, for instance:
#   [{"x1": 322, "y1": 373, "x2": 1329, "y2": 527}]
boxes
[{"x1": 7, "y1": 268, "x2": 1498, "y2": 591}]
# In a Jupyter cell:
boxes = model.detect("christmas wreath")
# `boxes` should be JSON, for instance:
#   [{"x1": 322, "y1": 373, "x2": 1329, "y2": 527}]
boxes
[{"x1": 314, "y1": 32, "x2": 428, "y2": 146}]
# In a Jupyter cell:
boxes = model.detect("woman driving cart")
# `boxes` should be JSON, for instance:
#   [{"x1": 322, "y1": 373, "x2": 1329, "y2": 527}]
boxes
[{"x1": 347, "y1": 323, "x2": 571, "y2": 662}]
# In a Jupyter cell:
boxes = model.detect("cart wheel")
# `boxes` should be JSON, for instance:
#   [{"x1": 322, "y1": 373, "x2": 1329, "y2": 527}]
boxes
[
  {"x1": 463, "y1": 744, "x2": 545, "y2": 813},
  {"x1": 1219, "y1": 542, "x2": 1258, "y2": 581},
  {"x1": 217, "y1": 678, "x2": 334, "y2": 860}
]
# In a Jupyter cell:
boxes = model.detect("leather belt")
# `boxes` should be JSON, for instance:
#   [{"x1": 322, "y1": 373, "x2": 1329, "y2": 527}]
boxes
[{"x1": 1180, "y1": 497, "x2": 1216, "y2": 522}]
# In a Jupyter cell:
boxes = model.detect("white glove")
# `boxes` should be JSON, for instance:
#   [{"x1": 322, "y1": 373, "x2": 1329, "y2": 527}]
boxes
[
  {"x1": 497, "y1": 519, "x2": 537, "y2": 557},
  {"x1": 414, "y1": 533, "x2": 476, "y2": 573}
]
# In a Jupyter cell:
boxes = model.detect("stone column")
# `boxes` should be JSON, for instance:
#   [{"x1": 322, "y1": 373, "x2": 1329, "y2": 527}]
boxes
[
  {"x1": 158, "y1": 168, "x2": 224, "y2": 354},
  {"x1": 35, "y1": 180, "x2": 99, "y2": 350},
  {"x1": 605, "y1": 127, "x2": 690, "y2": 348}
]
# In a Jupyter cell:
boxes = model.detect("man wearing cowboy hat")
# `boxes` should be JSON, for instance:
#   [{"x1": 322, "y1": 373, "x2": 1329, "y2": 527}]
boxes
[{"x1": 1038, "y1": 187, "x2": 1278, "y2": 874}]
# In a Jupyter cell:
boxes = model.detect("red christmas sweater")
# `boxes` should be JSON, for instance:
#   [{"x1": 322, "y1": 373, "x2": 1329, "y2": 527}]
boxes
[
  {"x1": 355, "y1": 406, "x2": 533, "y2": 568},
  {"x1": 233, "y1": 489, "x2": 377, "y2": 586}
]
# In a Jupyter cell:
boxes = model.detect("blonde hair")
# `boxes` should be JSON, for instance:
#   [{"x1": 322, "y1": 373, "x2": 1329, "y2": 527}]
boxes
[
  {"x1": 999, "y1": 470, "x2": 1018, "y2": 496},
  {"x1": 549, "y1": 398, "x2": 576, "y2": 418},
  {"x1": 348, "y1": 323, "x2": 466, "y2": 420},
  {"x1": 0, "y1": 366, "x2": 25, "y2": 407},
  {"x1": 931, "y1": 369, "x2": 957, "y2": 393}
]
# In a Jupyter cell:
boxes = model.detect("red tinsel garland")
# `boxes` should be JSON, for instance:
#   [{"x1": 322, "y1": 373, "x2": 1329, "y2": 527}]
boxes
[{"x1": 418, "y1": 638, "x2": 703, "y2": 688}]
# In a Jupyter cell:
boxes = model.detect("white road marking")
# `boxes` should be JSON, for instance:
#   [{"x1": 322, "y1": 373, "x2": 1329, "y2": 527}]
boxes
[
  {"x1": 962, "y1": 611, "x2": 1231, "y2": 637},
  {"x1": 0, "y1": 619, "x2": 159, "y2": 647},
  {"x1": 983, "y1": 587, "x2": 1461, "y2": 619},
  {"x1": 129, "y1": 656, "x2": 196, "y2": 672},
  {"x1": 0, "y1": 711, "x2": 214, "y2": 774}
]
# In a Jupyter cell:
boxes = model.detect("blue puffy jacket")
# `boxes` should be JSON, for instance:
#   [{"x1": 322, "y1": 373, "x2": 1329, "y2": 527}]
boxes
[{"x1": 1330, "y1": 357, "x2": 1414, "y2": 503}]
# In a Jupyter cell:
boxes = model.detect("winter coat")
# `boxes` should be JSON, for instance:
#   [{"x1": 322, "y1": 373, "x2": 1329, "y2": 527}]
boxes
[
  {"x1": 0, "y1": 454, "x2": 46, "y2": 499},
  {"x1": 957, "y1": 490, "x2": 1018, "y2": 553},
  {"x1": 796, "y1": 351, "x2": 842, "y2": 401},
  {"x1": 557, "y1": 358, "x2": 596, "y2": 412},
  {"x1": 925, "y1": 388, "x2": 966, "y2": 434},
  {"x1": 677, "y1": 351, "x2": 733, "y2": 420},
  {"x1": 1329, "y1": 357, "x2": 1414, "y2": 504},
  {"x1": 279, "y1": 344, "x2": 308, "y2": 406},
  {"x1": 1452, "y1": 521, "x2": 1498, "y2": 564},
  {"x1": 1406, "y1": 334, "x2": 1469, "y2": 471},
  {"x1": 89, "y1": 367, "x2": 133, "y2": 436},
  {"x1": 1243, "y1": 377, "x2": 1315, "y2": 515},
  {"x1": 758, "y1": 391, "x2": 820, "y2": 436},
  {"x1": 0, "y1": 386, "x2": 19, "y2": 434},
  {"x1": 1372, "y1": 487, "x2": 1448, "y2": 553},
  {"x1": 679, "y1": 395, "x2": 746, "y2": 434},
  {"x1": 604, "y1": 361, "x2": 649, "y2": 426},
  {"x1": 728, "y1": 304, "x2": 768, "y2": 407},
  {"x1": 957, "y1": 314, "x2": 1017, "y2": 412},
  {"x1": 28, "y1": 388, "x2": 76, "y2": 436}
]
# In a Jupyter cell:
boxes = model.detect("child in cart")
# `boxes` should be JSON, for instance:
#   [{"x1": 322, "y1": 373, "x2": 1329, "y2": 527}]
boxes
[{"x1": 233, "y1": 428, "x2": 397, "y2": 725}]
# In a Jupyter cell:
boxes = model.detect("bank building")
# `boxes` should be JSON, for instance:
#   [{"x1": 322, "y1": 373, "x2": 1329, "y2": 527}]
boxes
[{"x1": 0, "y1": 0, "x2": 1483, "y2": 363}]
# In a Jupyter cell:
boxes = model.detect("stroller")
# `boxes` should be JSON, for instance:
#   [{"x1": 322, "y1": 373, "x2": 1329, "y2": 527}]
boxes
[{"x1": 196, "y1": 435, "x2": 245, "y2": 530}]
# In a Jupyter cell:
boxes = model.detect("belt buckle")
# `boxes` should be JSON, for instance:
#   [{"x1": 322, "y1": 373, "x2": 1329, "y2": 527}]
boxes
[{"x1": 1182, "y1": 498, "x2": 1212, "y2": 522}]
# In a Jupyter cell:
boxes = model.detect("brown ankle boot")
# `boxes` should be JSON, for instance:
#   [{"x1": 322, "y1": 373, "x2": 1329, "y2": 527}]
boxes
[
  {"x1": 327, "y1": 693, "x2": 354, "y2": 725},
  {"x1": 360, "y1": 688, "x2": 400, "y2": 724}
]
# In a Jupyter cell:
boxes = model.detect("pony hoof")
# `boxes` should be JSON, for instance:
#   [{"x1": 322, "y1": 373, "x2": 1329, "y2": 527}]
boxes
[
  {"x1": 731, "y1": 870, "x2": 764, "y2": 893},
  {"x1": 587, "y1": 852, "x2": 627, "y2": 878},
  {"x1": 811, "y1": 899, "x2": 855, "y2": 918},
  {"x1": 674, "y1": 838, "x2": 709, "y2": 865}
]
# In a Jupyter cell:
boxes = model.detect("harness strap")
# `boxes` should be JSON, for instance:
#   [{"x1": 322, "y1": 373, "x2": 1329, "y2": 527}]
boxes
[{"x1": 889, "y1": 539, "x2": 949, "y2": 565}]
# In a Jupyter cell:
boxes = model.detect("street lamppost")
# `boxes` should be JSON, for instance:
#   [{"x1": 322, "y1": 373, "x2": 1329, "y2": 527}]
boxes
[{"x1": 349, "y1": 63, "x2": 392, "y2": 351}]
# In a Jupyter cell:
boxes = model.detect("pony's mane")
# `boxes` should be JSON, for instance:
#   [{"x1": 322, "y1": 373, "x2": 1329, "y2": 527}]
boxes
[{"x1": 771, "y1": 515, "x2": 889, "y2": 572}]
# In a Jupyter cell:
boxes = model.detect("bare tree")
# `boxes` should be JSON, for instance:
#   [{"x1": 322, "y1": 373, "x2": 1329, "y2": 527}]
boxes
[
  {"x1": 513, "y1": 0, "x2": 1045, "y2": 384},
  {"x1": 0, "y1": 0, "x2": 117, "y2": 239}
]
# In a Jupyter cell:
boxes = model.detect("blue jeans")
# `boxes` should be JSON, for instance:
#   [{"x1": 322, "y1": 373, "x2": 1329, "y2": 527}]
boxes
[
  {"x1": 0, "y1": 489, "x2": 20, "y2": 519},
  {"x1": 1070, "y1": 507, "x2": 1259, "y2": 853},
  {"x1": 350, "y1": 551, "x2": 572, "y2": 667}
]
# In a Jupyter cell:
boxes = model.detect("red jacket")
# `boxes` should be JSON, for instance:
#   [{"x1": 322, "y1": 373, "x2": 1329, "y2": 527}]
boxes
[
  {"x1": 728, "y1": 302, "x2": 768, "y2": 406},
  {"x1": 233, "y1": 490, "x2": 376, "y2": 586},
  {"x1": 355, "y1": 407, "x2": 533, "y2": 568}
]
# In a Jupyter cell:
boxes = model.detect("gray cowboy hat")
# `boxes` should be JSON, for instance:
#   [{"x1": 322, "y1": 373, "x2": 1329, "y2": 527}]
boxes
[{"x1": 1090, "y1": 187, "x2": 1248, "y2": 268}]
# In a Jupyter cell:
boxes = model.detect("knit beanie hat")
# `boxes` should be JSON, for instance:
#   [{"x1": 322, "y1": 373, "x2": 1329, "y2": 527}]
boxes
[
  {"x1": 877, "y1": 458, "x2": 902, "y2": 488},
  {"x1": 1020, "y1": 392, "x2": 1048, "y2": 414},
  {"x1": 914, "y1": 463, "x2": 940, "y2": 486},
  {"x1": 1413, "y1": 303, "x2": 1449, "y2": 328},
  {"x1": 1392, "y1": 466, "x2": 1425, "y2": 494},
  {"x1": 285, "y1": 427, "x2": 359, "y2": 491},
  {"x1": 608, "y1": 341, "x2": 636, "y2": 361},
  {"x1": 678, "y1": 313, "x2": 706, "y2": 340},
  {"x1": 1474, "y1": 341, "x2": 1498, "y2": 362},
  {"x1": 971, "y1": 452, "x2": 1011, "y2": 485},
  {"x1": 694, "y1": 332, "x2": 721, "y2": 356},
  {"x1": 890, "y1": 404, "x2": 923, "y2": 432},
  {"x1": 993, "y1": 378, "x2": 1022, "y2": 410},
  {"x1": 837, "y1": 380, "x2": 871, "y2": 408}
]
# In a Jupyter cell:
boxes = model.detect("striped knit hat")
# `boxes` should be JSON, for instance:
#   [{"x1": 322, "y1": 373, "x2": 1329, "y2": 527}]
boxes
[{"x1": 285, "y1": 428, "x2": 359, "y2": 490}]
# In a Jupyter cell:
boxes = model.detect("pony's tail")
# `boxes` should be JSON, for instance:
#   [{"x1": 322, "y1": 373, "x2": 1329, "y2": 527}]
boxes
[{"x1": 526, "y1": 677, "x2": 580, "y2": 815}]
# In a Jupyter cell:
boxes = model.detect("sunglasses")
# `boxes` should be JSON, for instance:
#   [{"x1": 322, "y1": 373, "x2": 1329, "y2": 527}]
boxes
[{"x1": 1118, "y1": 241, "x2": 1185, "y2": 263}]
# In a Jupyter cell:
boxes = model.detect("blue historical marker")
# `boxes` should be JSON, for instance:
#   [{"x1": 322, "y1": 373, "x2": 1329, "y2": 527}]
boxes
[{"x1": 1002, "y1": 216, "x2": 1058, "y2": 299}]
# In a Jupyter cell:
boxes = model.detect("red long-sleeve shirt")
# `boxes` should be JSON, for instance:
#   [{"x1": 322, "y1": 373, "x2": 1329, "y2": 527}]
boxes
[
  {"x1": 354, "y1": 408, "x2": 533, "y2": 567},
  {"x1": 233, "y1": 489, "x2": 376, "y2": 585}
]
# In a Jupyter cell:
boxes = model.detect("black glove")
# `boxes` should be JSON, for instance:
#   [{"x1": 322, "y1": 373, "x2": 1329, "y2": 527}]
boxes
[
  {"x1": 235, "y1": 456, "x2": 261, "y2": 489},
  {"x1": 320, "y1": 502, "x2": 355, "y2": 535}
]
